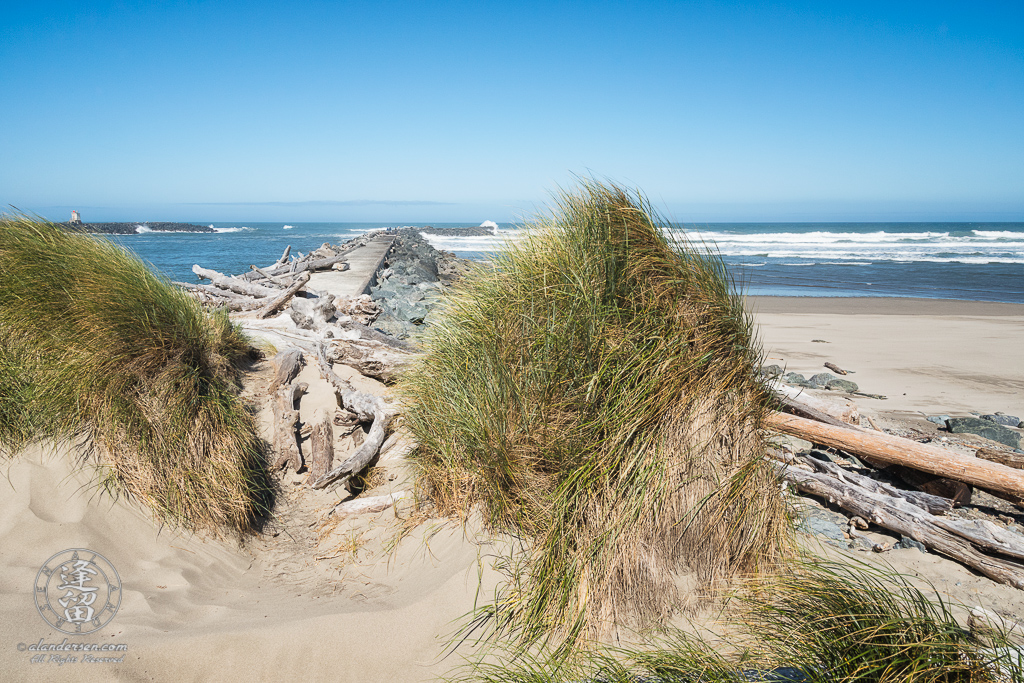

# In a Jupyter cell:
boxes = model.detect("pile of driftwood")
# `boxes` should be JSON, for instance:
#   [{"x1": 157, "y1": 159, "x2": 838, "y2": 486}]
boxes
[
  {"x1": 175, "y1": 235, "x2": 422, "y2": 518},
  {"x1": 174, "y1": 241, "x2": 356, "y2": 317},
  {"x1": 769, "y1": 391, "x2": 1024, "y2": 590}
]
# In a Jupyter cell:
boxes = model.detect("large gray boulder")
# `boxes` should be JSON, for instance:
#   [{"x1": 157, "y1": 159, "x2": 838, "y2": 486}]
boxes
[{"x1": 946, "y1": 417, "x2": 1021, "y2": 449}]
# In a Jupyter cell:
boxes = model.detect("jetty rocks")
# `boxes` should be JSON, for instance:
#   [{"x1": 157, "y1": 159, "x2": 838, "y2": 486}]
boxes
[
  {"x1": 62, "y1": 221, "x2": 214, "y2": 234},
  {"x1": 370, "y1": 228, "x2": 473, "y2": 339}
]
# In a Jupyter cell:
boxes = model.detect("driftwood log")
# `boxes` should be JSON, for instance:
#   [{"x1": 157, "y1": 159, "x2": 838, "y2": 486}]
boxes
[
  {"x1": 192, "y1": 265, "x2": 281, "y2": 298},
  {"x1": 796, "y1": 454, "x2": 954, "y2": 515},
  {"x1": 325, "y1": 338, "x2": 412, "y2": 384},
  {"x1": 332, "y1": 490, "x2": 410, "y2": 517},
  {"x1": 245, "y1": 254, "x2": 350, "y2": 279},
  {"x1": 255, "y1": 272, "x2": 311, "y2": 319},
  {"x1": 307, "y1": 408, "x2": 334, "y2": 481},
  {"x1": 289, "y1": 292, "x2": 336, "y2": 329},
  {"x1": 249, "y1": 265, "x2": 294, "y2": 286},
  {"x1": 334, "y1": 320, "x2": 419, "y2": 352},
  {"x1": 272, "y1": 381, "x2": 307, "y2": 472},
  {"x1": 310, "y1": 342, "x2": 395, "y2": 490},
  {"x1": 777, "y1": 460, "x2": 1024, "y2": 589},
  {"x1": 978, "y1": 447, "x2": 1024, "y2": 471},
  {"x1": 172, "y1": 282, "x2": 270, "y2": 311},
  {"x1": 766, "y1": 412, "x2": 1024, "y2": 497},
  {"x1": 275, "y1": 245, "x2": 291, "y2": 266},
  {"x1": 269, "y1": 348, "x2": 304, "y2": 392},
  {"x1": 824, "y1": 362, "x2": 848, "y2": 375}
]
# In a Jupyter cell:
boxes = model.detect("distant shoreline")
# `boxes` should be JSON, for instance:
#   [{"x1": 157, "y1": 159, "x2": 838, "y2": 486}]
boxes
[{"x1": 61, "y1": 221, "x2": 214, "y2": 234}]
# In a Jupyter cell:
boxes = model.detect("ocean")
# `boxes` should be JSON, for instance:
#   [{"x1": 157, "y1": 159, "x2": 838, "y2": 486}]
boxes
[{"x1": 108, "y1": 221, "x2": 1024, "y2": 304}]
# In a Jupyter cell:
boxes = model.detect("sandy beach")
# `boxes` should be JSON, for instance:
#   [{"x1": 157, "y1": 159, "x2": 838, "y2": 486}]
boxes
[{"x1": 2, "y1": 296, "x2": 1023, "y2": 682}]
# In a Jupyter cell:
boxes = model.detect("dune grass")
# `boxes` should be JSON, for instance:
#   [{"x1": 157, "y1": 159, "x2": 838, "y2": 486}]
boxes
[
  {"x1": 0, "y1": 215, "x2": 272, "y2": 536},
  {"x1": 400, "y1": 181, "x2": 792, "y2": 651},
  {"x1": 455, "y1": 562, "x2": 1023, "y2": 683}
]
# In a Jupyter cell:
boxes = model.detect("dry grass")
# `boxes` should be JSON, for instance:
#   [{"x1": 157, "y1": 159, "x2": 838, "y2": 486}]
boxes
[
  {"x1": 453, "y1": 562, "x2": 1023, "y2": 682},
  {"x1": 0, "y1": 215, "x2": 272, "y2": 537},
  {"x1": 400, "y1": 181, "x2": 792, "y2": 652}
]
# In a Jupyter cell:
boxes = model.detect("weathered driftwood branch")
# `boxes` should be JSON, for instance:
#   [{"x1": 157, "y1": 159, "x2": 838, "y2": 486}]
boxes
[
  {"x1": 777, "y1": 462, "x2": 1024, "y2": 589},
  {"x1": 766, "y1": 412, "x2": 1024, "y2": 497},
  {"x1": 249, "y1": 254, "x2": 350, "y2": 279},
  {"x1": 174, "y1": 282, "x2": 270, "y2": 311},
  {"x1": 325, "y1": 338, "x2": 412, "y2": 384},
  {"x1": 977, "y1": 447, "x2": 1024, "y2": 471},
  {"x1": 289, "y1": 293, "x2": 336, "y2": 329},
  {"x1": 275, "y1": 245, "x2": 291, "y2": 266},
  {"x1": 249, "y1": 265, "x2": 293, "y2": 287},
  {"x1": 332, "y1": 490, "x2": 410, "y2": 517},
  {"x1": 334, "y1": 320, "x2": 420, "y2": 353},
  {"x1": 824, "y1": 362, "x2": 848, "y2": 375},
  {"x1": 797, "y1": 454, "x2": 954, "y2": 515},
  {"x1": 255, "y1": 272, "x2": 311, "y2": 319},
  {"x1": 192, "y1": 265, "x2": 281, "y2": 298},
  {"x1": 307, "y1": 408, "x2": 334, "y2": 481},
  {"x1": 272, "y1": 381, "x2": 307, "y2": 472},
  {"x1": 269, "y1": 348, "x2": 304, "y2": 392},
  {"x1": 310, "y1": 342, "x2": 395, "y2": 490}
]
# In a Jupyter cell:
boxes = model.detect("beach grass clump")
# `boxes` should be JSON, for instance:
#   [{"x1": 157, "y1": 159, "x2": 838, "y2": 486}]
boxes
[
  {"x1": 0, "y1": 215, "x2": 272, "y2": 536},
  {"x1": 740, "y1": 561, "x2": 1022, "y2": 682},
  {"x1": 455, "y1": 562, "x2": 1022, "y2": 683},
  {"x1": 400, "y1": 181, "x2": 791, "y2": 649}
]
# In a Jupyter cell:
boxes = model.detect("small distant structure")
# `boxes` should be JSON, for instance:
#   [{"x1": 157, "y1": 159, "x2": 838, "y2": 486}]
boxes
[{"x1": 70, "y1": 210, "x2": 82, "y2": 225}]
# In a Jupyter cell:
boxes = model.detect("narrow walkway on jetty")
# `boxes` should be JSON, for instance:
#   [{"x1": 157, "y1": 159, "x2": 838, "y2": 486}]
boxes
[{"x1": 307, "y1": 233, "x2": 395, "y2": 299}]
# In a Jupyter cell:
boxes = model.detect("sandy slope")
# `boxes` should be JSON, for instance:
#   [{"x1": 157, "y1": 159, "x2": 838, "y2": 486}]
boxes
[{"x1": 2, "y1": 297, "x2": 1023, "y2": 681}]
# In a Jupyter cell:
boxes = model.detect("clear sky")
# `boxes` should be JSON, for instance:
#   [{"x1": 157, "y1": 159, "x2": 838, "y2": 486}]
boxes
[{"x1": 1, "y1": 1, "x2": 1022, "y2": 222}]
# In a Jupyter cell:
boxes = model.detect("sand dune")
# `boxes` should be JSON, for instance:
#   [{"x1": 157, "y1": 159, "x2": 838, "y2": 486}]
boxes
[{"x1": 3, "y1": 297, "x2": 1023, "y2": 680}]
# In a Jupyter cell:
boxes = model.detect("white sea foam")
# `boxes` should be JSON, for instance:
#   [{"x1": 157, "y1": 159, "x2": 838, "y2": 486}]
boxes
[
  {"x1": 283, "y1": 225, "x2": 295, "y2": 230},
  {"x1": 135, "y1": 225, "x2": 152, "y2": 233},
  {"x1": 479, "y1": 220, "x2": 499, "y2": 231},
  {"x1": 416, "y1": 224, "x2": 1024, "y2": 264},
  {"x1": 212, "y1": 226, "x2": 253, "y2": 233},
  {"x1": 972, "y1": 230, "x2": 1024, "y2": 238}
]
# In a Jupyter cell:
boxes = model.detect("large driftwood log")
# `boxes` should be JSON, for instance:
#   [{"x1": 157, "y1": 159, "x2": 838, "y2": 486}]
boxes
[
  {"x1": 272, "y1": 381, "x2": 307, "y2": 472},
  {"x1": 766, "y1": 412, "x2": 1024, "y2": 497},
  {"x1": 778, "y1": 462, "x2": 1024, "y2": 589},
  {"x1": 325, "y1": 338, "x2": 412, "y2": 384},
  {"x1": 977, "y1": 448, "x2": 1024, "y2": 471},
  {"x1": 307, "y1": 408, "x2": 334, "y2": 481},
  {"x1": 332, "y1": 490, "x2": 410, "y2": 517},
  {"x1": 289, "y1": 293, "x2": 336, "y2": 329},
  {"x1": 255, "y1": 272, "x2": 311, "y2": 319},
  {"x1": 269, "y1": 348, "x2": 304, "y2": 392},
  {"x1": 797, "y1": 454, "x2": 954, "y2": 515},
  {"x1": 310, "y1": 342, "x2": 395, "y2": 490},
  {"x1": 246, "y1": 254, "x2": 350, "y2": 279},
  {"x1": 174, "y1": 282, "x2": 270, "y2": 311},
  {"x1": 192, "y1": 265, "x2": 281, "y2": 298},
  {"x1": 334, "y1": 320, "x2": 420, "y2": 353}
]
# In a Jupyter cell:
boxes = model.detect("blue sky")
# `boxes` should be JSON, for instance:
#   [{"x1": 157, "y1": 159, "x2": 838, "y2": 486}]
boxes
[{"x1": 1, "y1": 1, "x2": 1022, "y2": 222}]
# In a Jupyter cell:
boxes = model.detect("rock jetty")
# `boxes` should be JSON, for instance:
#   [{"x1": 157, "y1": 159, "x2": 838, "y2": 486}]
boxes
[{"x1": 62, "y1": 221, "x2": 214, "y2": 234}]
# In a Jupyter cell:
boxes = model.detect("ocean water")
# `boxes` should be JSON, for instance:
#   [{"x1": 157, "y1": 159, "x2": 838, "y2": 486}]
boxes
[{"x1": 107, "y1": 221, "x2": 1024, "y2": 303}]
